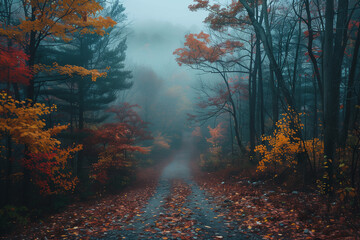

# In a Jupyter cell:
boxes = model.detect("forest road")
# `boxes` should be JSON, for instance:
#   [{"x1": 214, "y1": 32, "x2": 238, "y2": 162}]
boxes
[{"x1": 96, "y1": 135, "x2": 260, "y2": 240}]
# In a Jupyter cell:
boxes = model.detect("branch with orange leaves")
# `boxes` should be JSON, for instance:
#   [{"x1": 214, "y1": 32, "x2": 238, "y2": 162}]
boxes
[
  {"x1": 174, "y1": 31, "x2": 243, "y2": 66},
  {"x1": 34, "y1": 62, "x2": 108, "y2": 82}
]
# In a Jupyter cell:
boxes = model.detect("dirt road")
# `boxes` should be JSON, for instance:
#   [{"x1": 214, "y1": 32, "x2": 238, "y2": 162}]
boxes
[{"x1": 99, "y1": 137, "x2": 259, "y2": 240}]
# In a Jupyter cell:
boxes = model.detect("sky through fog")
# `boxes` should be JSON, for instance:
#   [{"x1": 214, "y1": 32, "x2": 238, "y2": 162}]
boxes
[
  {"x1": 122, "y1": 0, "x2": 207, "y2": 76},
  {"x1": 123, "y1": 0, "x2": 207, "y2": 29}
]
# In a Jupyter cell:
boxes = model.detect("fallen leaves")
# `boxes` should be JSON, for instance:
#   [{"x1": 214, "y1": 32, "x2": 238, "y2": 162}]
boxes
[
  {"x1": 4, "y1": 164, "x2": 164, "y2": 239},
  {"x1": 192, "y1": 165, "x2": 360, "y2": 239},
  {"x1": 155, "y1": 179, "x2": 195, "y2": 239}
]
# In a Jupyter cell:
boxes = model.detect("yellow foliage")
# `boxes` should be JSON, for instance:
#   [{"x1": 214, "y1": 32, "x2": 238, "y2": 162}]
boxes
[
  {"x1": 0, "y1": 92, "x2": 81, "y2": 195},
  {"x1": 255, "y1": 108, "x2": 304, "y2": 173},
  {"x1": 34, "y1": 63, "x2": 107, "y2": 82},
  {"x1": 0, "y1": 93, "x2": 64, "y2": 153}
]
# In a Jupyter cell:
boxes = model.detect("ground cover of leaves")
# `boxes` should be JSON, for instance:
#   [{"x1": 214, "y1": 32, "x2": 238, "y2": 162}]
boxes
[
  {"x1": 144, "y1": 179, "x2": 195, "y2": 239},
  {"x1": 192, "y1": 166, "x2": 360, "y2": 239},
  {"x1": 4, "y1": 165, "x2": 165, "y2": 240}
]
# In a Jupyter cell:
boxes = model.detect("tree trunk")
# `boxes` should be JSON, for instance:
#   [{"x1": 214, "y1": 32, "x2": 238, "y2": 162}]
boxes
[
  {"x1": 257, "y1": 40, "x2": 265, "y2": 136},
  {"x1": 341, "y1": 26, "x2": 360, "y2": 146},
  {"x1": 249, "y1": 37, "x2": 257, "y2": 159},
  {"x1": 26, "y1": 7, "x2": 37, "y2": 101},
  {"x1": 269, "y1": 67, "x2": 278, "y2": 128},
  {"x1": 5, "y1": 136, "x2": 12, "y2": 205},
  {"x1": 323, "y1": 0, "x2": 336, "y2": 195}
]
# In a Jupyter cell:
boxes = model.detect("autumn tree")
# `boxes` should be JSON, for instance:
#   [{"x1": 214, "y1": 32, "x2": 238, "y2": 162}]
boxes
[
  {"x1": 0, "y1": 0, "x2": 116, "y2": 100},
  {"x1": 38, "y1": 0, "x2": 131, "y2": 131},
  {"x1": 0, "y1": 93, "x2": 81, "y2": 203},
  {"x1": 86, "y1": 103, "x2": 151, "y2": 186},
  {"x1": 0, "y1": 46, "x2": 32, "y2": 91},
  {"x1": 174, "y1": 31, "x2": 247, "y2": 154},
  {"x1": 184, "y1": 0, "x2": 360, "y2": 201}
]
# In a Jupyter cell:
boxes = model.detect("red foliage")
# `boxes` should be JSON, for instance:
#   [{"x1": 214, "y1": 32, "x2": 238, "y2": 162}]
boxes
[
  {"x1": 91, "y1": 123, "x2": 151, "y2": 156},
  {"x1": 23, "y1": 146, "x2": 80, "y2": 195},
  {"x1": 189, "y1": 0, "x2": 209, "y2": 11},
  {"x1": 348, "y1": 20, "x2": 360, "y2": 31},
  {"x1": 107, "y1": 103, "x2": 152, "y2": 142},
  {"x1": 87, "y1": 103, "x2": 152, "y2": 183},
  {"x1": 0, "y1": 46, "x2": 32, "y2": 85},
  {"x1": 303, "y1": 30, "x2": 320, "y2": 40}
]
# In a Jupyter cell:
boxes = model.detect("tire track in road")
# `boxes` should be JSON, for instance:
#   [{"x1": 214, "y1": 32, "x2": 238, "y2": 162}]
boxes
[{"x1": 98, "y1": 139, "x2": 260, "y2": 240}]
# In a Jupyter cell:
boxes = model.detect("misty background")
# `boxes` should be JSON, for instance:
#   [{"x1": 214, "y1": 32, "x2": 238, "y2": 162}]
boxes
[{"x1": 120, "y1": 0, "x2": 210, "y2": 148}]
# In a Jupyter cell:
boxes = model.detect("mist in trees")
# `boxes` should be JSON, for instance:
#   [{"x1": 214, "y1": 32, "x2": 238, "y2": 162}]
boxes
[
  {"x1": 173, "y1": 0, "x2": 360, "y2": 202},
  {"x1": 1, "y1": 0, "x2": 360, "y2": 238}
]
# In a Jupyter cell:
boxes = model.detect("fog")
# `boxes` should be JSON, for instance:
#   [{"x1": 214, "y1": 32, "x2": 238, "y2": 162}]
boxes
[
  {"x1": 121, "y1": 1, "x2": 210, "y2": 149},
  {"x1": 123, "y1": 0, "x2": 207, "y2": 81},
  {"x1": 123, "y1": 0, "x2": 207, "y2": 29},
  {"x1": 125, "y1": 20, "x2": 200, "y2": 78}
]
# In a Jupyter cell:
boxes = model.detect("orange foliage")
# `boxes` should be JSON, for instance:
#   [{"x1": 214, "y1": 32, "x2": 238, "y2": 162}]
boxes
[
  {"x1": 0, "y1": 93, "x2": 81, "y2": 195},
  {"x1": 0, "y1": 0, "x2": 116, "y2": 43},
  {"x1": 173, "y1": 32, "x2": 243, "y2": 66},
  {"x1": 255, "y1": 108, "x2": 304, "y2": 174},
  {"x1": 0, "y1": 0, "x2": 115, "y2": 87},
  {"x1": 34, "y1": 63, "x2": 107, "y2": 82},
  {"x1": 0, "y1": 93, "x2": 65, "y2": 153},
  {"x1": 200, "y1": 123, "x2": 226, "y2": 169},
  {"x1": 189, "y1": 0, "x2": 250, "y2": 31},
  {"x1": 206, "y1": 122, "x2": 225, "y2": 148}
]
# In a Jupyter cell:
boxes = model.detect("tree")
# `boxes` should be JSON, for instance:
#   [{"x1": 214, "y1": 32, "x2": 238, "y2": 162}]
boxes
[
  {"x1": 87, "y1": 103, "x2": 151, "y2": 184},
  {"x1": 174, "y1": 31, "x2": 247, "y2": 154},
  {"x1": 0, "y1": 92, "x2": 81, "y2": 201},
  {"x1": 0, "y1": 46, "x2": 32, "y2": 88},
  {"x1": 22, "y1": 1, "x2": 132, "y2": 183},
  {"x1": 322, "y1": 0, "x2": 358, "y2": 194},
  {"x1": 0, "y1": 0, "x2": 116, "y2": 100}
]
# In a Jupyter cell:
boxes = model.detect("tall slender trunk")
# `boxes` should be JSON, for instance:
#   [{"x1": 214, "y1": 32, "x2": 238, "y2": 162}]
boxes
[
  {"x1": 220, "y1": 72, "x2": 247, "y2": 155},
  {"x1": 313, "y1": 80, "x2": 318, "y2": 172},
  {"x1": 229, "y1": 113, "x2": 234, "y2": 158},
  {"x1": 304, "y1": 0, "x2": 324, "y2": 104},
  {"x1": 323, "y1": 0, "x2": 336, "y2": 195},
  {"x1": 342, "y1": 26, "x2": 360, "y2": 146},
  {"x1": 77, "y1": 39, "x2": 88, "y2": 179},
  {"x1": 257, "y1": 41, "x2": 264, "y2": 136},
  {"x1": 240, "y1": 0, "x2": 312, "y2": 182},
  {"x1": 269, "y1": 67, "x2": 278, "y2": 127},
  {"x1": 23, "y1": 20, "x2": 37, "y2": 205},
  {"x1": 5, "y1": 136, "x2": 12, "y2": 205},
  {"x1": 26, "y1": 7, "x2": 37, "y2": 101},
  {"x1": 249, "y1": 38, "x2": 257, "y2": 159}
]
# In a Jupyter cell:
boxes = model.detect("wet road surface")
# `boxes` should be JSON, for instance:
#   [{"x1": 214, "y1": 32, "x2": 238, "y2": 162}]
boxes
[{"x1": 96, "y1": 137, "x2": 260, "y2": 240}]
